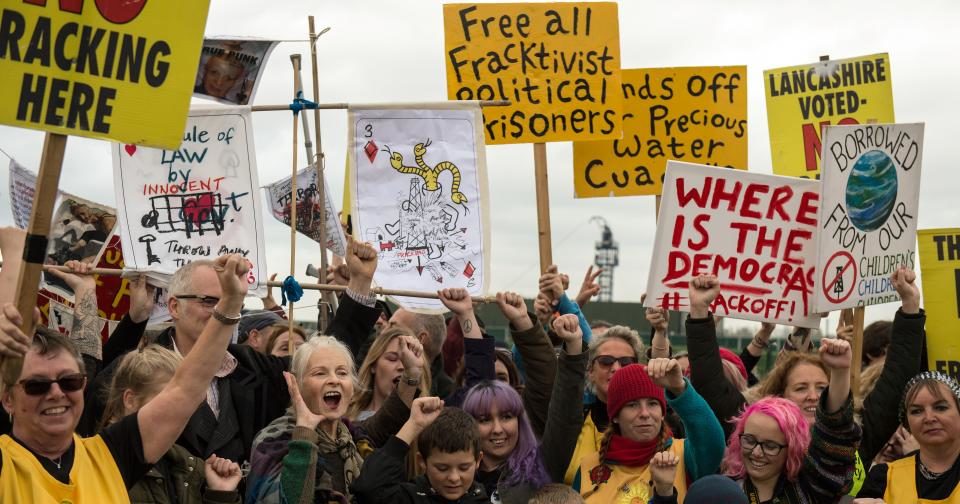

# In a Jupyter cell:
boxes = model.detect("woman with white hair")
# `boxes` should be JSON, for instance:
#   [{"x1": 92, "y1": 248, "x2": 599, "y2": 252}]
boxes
[{"x1": 246, "y1": 334, "x2": 426, "y2": 503}]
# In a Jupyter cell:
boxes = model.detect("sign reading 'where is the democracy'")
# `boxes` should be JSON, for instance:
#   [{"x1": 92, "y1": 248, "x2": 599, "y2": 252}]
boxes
[
  {"x1": 764, "y1": 53, "x2": 894, "y2": 179},
  {"x1": 443, "y1": 2, "x2": 622, "y2": 144},
  {"x1": 0, "y1": 0, "x2": 210, "y2": 149},
  {"x1": 573, "y1": 66, "x2": 747, "y2": 197}
]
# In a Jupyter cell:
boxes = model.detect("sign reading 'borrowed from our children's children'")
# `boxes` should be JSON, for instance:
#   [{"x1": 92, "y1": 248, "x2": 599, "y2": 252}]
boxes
[
  {"x1": 645, "y1": 161, "x2": 821, "y2": 327},
  {"x1": 573, "y1": 66, "x2": 747, "y2": 197},
  {"x1": 764, "y1": 53, "x2": 894, "y2": 180},
  {"x1": 918, "y1": 228, "x2": 960, "y2": 379},
  {"x1": 814, "y1": 123, "x2": 923, "y2": 311},
  {"x1": 112, "y1": 106, "x2": 268, "y2": 294},
  {"x1": 443, "y1": 2, "x2": 622, "y2": 144},
  {"x1": 0, "y1": 0, "x2": 210, "y2": 149}
]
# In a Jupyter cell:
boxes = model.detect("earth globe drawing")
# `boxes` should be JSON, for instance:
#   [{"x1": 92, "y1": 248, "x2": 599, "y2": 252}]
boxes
[{"x1": 845, "y1": 150, "x2": 898, "y2": 232}]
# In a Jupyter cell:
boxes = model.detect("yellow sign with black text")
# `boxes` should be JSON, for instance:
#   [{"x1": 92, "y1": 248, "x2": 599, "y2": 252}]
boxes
[
  {"x1": 918, "y1": 228, "x2": 960, "y2": 379},
  {"x1": 764, "y1": 53, "x2": 894, "y2": 179},
  {"x1": 572, "y1": 66, "x2": 747, "y2": 198},
  {"x1": 443, "y1": 2, "x2": 622, "y2": 144},
  {"x1": 0, "y1": 0, "x2": 210, "y2": 149}
]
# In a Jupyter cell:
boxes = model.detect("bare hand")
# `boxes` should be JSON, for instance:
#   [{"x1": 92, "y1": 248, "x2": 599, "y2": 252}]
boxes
[
  {"x1": 647, "y1": 358, "x2": 685, "y2": 395},
  {"x1": 285, "y1": 371, "x2": 326, "y2": 430},
  {"x1": 575, "y1": 265, "x2": 603, "y2": 307},
  {"x1": 891, "y1": 266, "x2": 920, "y2": 314},
  {"x1": 326, "y1": 264, "x2": 350, "y2": 286},
  {"x1": 819, "y1": 337, "x2": 852, "y2": 372},
  {"x1": 836, "y1": 318, "x2": 854, "y2": 344},
  {"x1": 533, "y1": 293, "x2": 553, "y2": 327},
  {"x1": 438, "y1": 288, "x2": 474, "y2": 317},
  {"x1": 262, "y1": 273, "x2": 280, "y2": 310},
  {"x1": 645, "y1": 307, "x2": 669, "y2": 333},
  {"x1": 345, "y1": 235, "x2": 377, "y2": 286},
  {"x1": 213, "y1": 254, "x2": 249, "y2": 311},
  {"x1": 552, "y1": 314, "x2": 583, "y2": 355},
  {"x1": 688, "y1": 274, "x2": 720, "y2": 318},
  {"x1": 407, "y1": 396, "x2": 444, "y2": 432},
  {"x1": 649, "y1": 450, "x2": 680, "y2": 496},
  {"x1": 397, "y1": 335, "x2": 425, "y2": 378},
  {"x1": 204, "y1": 454, "x2": 242, "y2": 491},
  {"x1": 538, "y1": 265, "x2": 564, "y2": 306},
  {"x1": 496, "y1": 291, "x2": 532, "y2": 330},
  {"x1": 46, "y1": 260, "x2": 96, "y2": 292},
  {"x1": 127, "y1": 275, "x2": 156, "y2": 324},
  {"x1": 0, "y1": 303, "x2": 37, "y2": 358}
]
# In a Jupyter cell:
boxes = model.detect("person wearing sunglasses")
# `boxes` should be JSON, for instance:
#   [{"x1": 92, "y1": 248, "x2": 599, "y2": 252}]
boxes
[
  {"x1": 720, "y1": 337, "x2": 861, "y2": 503},
  {"x1": 556, "y1": 325, "x2": 643, "y2": 485},
  {"x1": 0, "y1": 254, "x2": 248, "y2": 502}
]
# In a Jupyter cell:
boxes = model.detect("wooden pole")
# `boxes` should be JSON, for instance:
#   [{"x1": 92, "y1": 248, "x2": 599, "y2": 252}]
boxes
[
  {"x1": 308, "y1": 16, "x2": 337, "y2": 326},
  {"x1": 288, "y1": 55, "x2": 302, "y2": 357},
  {"x1": 533, "y1": 143, "x2": 552, "y2": 272},
  {"x1": 1, "y1": 133, "x2": 68, "y2": 385}
]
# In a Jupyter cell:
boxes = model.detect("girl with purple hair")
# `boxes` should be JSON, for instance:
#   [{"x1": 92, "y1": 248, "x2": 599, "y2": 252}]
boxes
[
  {"x1": 460, "y1": 312, "x2": 587, "y2": 503},
  {"x1": 721, "y1": 338, "x2": 861, "y2": 503}
]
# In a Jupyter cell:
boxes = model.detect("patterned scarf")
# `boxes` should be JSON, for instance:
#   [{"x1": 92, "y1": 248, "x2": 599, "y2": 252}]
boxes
[{"x1": 247, "y1": 409, "x2": 363, "y2": 503}]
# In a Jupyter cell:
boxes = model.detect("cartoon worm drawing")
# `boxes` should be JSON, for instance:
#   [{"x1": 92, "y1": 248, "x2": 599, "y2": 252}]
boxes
[{"x1": 388, "y1": 139, "x2": 467, "y2": 204}]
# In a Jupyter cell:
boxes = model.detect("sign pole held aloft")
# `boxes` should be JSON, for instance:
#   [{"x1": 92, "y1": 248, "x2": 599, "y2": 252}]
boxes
[
  {"x1": 533, "y1": 143, "x2": 552, "y2": 272},
  {"x1": 288, "y1": 55, "x2": 303, "y2": 357},
  {"x1": 2, "y1": 133, "x2": 68, "y2": 385}
]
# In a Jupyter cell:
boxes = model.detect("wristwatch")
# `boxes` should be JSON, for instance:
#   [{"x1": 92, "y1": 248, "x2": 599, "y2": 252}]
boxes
[
  {"x1": 401, "y1": 373, "x2": 421, "y2": 386},
  {"x1": 213, "y1": 307, "x2": 242, "y2": 325}
]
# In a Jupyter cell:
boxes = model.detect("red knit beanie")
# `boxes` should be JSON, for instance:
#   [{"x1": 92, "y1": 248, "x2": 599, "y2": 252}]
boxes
[
  {"x1": 719, "y1": 348, "x2": 748, "y2": 380},
  {"x1": 606, "y1": 364, "x2": 667, "y2": 420}
]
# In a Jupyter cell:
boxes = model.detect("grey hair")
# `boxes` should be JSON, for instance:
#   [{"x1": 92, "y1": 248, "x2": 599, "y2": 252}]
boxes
[
  {"x1": 407, "y1": 312, "x2": 446, "y2": 358},
  {"x1": 290, "y1": 335, "x2": 359, "y2": 391},
  {"x1": 2, "y1": 327, "x2": 86, "y2": 389},
  {"x1": 167, "y1": 260, "x2": 217, "y2": 297}
]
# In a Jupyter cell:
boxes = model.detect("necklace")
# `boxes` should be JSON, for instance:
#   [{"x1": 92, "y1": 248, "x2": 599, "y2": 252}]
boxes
[
  {"x1": 918, "y1": 459, "x2": 946, "y2": 480},
  {"x1": 47, "y1": 455, "x2": 63, "y2": 470}
]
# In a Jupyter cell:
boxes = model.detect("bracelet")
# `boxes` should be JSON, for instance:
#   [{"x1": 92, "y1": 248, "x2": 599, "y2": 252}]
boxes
[
  {"x1": 400, "y1": 373, "x2": 421, "y2": 386},
  {"x1": 751, "y1": 337, "x2": 769, "y2": 349},
  {"x1": 212, "y1": 307, "x2": 241, "y2": 325},
  {"x1": 652, "y1": 345, "x2": 669, "y2": 352}
]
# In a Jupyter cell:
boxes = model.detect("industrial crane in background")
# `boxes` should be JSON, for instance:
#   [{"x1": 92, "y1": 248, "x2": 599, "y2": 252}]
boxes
[{"x1": 590, "y1": 216, "x2": 618, "y2": 302}]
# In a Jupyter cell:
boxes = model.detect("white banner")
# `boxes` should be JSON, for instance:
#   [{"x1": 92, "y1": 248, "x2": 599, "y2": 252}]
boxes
[
  {"x1": 264, "y1": 165, "x2": 347, "y2": 257},
  {"x1": 814, "y1": 123, "x2": 924, "y2": 310},
  {"x1": 348, "y1": 104, "x2": 490, "y2": 311},
  {"x1": 112, "y1": 106, "x2": 268, "y2": 294},
  {"x1": 644, "y1": 161, "x2": 821, "y2": 327}
]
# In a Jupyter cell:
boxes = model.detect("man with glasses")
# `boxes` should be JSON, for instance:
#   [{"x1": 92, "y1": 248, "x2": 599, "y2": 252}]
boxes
[{"x1": 79, "y1": 237, "x2": 384, "y2": 466}]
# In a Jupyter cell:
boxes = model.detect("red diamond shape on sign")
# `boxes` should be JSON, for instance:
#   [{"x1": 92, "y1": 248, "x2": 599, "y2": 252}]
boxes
[
  {"x1": 463, "y1": 261, "x2": 475, "y2": 278},
  {"x1": 364, "y1": 141, "x2": 378, "y2": 163}
]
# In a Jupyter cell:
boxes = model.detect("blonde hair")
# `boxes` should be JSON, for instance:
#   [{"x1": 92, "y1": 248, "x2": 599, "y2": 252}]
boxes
[
  {"x1": 754, "y1": 352, "x2": 827, "y2": 398},
  {"x1": 348, "y1": 326, "x2": 430, "y2": 420},
  {"x1": 102, "y1": 345, "x2": 181, "y2": 428}
]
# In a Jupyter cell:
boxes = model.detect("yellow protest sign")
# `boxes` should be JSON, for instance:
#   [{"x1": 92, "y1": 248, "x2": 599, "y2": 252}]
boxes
[
  {"x1": 443, "y1": 2, "x2": 622, "y2": 145},
  {"x1": 918, "y1": 228, "x2": 960, "y2": 378},
  {"x1": 0, "y1": 0, "x2": 210, "y2": 149},
  {"x1": 764, "y1": 53, "x2": 894, "y2": 179},
  {"x1": 572, "y1": 67, "x2": 747, "y2": 198}
]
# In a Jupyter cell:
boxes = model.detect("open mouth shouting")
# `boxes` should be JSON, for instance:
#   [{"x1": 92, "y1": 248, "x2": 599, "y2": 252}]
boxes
[{"x1": 323, "y1": 391, "x2": 342, "y2": 410}]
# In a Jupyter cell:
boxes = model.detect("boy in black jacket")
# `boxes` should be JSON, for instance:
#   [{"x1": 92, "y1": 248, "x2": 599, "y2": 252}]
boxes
[{"x1": 353, "y1": 398, "x2": 487, "y2": 503}]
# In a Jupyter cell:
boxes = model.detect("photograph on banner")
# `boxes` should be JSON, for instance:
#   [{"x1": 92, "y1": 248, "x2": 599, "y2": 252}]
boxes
[
  {"x1": 348, "y1": 105, "x2": 490, "y2": 311},
  {"x1": 44, "y1": 196, "x2": 117, "y2": 299},
  {"x1": 264, "y1": 165, "x2": 347, "y2": 257},
  {"x1": 194, "y1": 38, "x2": 279, "y2": 106},
  {"x1": 813, "y1": 123, "x2": 923, "y2": 311},
  {"x1": 764, "y1": 53, "x2": 894, "y2": 179},
  {"x1": 918, "y1": 228, "x2": 960, "y2": 378},
  {"x1": 443, "y1": 2, "x2": 622, "y2": 144},
  {"x1": 573, "y1": 66, "x2": 747, "y2": 197},
  {"x1": 113, "y1": 106, "x2": 268, "y2": 295},
  {"x1": 0, "y1": 0, "x2": 211, "y2": 148},
  {"x1": 644, "y1": 161, "x2": 821, "y2": 327}
]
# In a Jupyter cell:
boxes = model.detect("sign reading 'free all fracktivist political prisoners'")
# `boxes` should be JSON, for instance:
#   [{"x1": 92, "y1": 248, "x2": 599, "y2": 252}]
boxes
[{"x1": 0, "y1": 1, "x2": 210, "y2": 149}]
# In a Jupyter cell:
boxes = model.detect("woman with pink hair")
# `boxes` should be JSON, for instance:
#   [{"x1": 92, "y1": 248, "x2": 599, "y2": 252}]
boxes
[{"x1": 720, "y1": 336, "x2": 861, "y2": 502}]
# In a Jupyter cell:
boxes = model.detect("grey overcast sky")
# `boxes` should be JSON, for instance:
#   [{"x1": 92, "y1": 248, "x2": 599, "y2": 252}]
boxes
[{"x1": 1, "y1": 0, "x2": 957, "y2": 332}]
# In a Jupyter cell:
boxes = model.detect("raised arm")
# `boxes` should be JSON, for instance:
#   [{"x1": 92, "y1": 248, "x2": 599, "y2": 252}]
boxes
[
  {"x1": 136, "y1": 254, "x2": 248, "y2": 463},
  {"x1": 540, "y1": 314, "x2": 587, "y2": 483},
  {"x1": 326, "y1": 236, "x2": 381, "y2": 357}
]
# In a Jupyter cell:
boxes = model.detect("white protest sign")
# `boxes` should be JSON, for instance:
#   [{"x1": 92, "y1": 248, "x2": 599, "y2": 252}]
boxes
[
  {"x1": 264, "y1": 165, "x2": 347, "y2": 257},
  {"x1": 349, "y1": 104, "x2": 490, "y2": 311},
  {"x1": 814, "y1": 123, "x2": 923, "y2": 310},
  {"x1": 9, "y1": 160, "x2": 38, "y2": 229},
  {"x1": 644, "y1": 161, "x2": 821, "y2": 327},
  {"x1": 112, "y1": 106, "x2": 267, "y2": 294}
]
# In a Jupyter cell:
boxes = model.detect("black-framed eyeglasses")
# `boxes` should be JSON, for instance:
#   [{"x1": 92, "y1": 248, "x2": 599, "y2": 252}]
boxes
[
  {"x1": 740, "y1": 434, "x2": 787, "y2": 456},
  {"x1": 175, "y1": 294, "x2": 220, "y2": 308},
  {"x1": 18, "y1": 373, "x2": 86, "y2": 396},
  {"x1": 593, "y1": 355, "x2": 637, "y2": 368}
]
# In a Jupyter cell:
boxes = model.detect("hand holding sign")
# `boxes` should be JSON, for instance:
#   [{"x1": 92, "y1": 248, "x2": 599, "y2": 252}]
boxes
[
  {"x1": 688, "y1": 274, "x2": 720, "y2": 319},
  {"x1": 891, "y1": 266, "x2": 920, "y2": 315}
]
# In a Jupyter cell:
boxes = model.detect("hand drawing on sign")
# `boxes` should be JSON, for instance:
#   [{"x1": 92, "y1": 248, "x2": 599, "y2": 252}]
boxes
[{"x1": 366, "y1": 141, "x2": 477, "y2": 286}]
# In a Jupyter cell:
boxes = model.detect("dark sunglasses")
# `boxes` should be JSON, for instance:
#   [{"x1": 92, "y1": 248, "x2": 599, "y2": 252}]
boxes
[
  {"x1": 18, "y1": 373, "x2": 86, "y2": 396},
  {"x1": 175, "y1": 294, "x2": 220, "y2": 308},
  {"x1": 593, "y1": 355, "x2": 637, "y2": 368}
]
